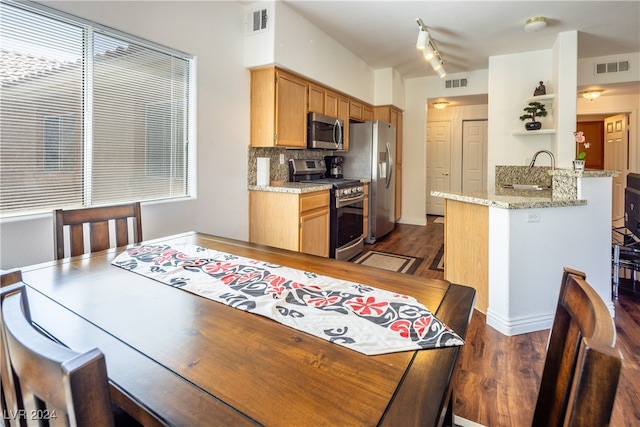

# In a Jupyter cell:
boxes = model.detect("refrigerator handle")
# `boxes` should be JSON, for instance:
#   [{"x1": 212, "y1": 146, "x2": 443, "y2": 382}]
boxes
[{"x1": 385, "y1": 142, "x2": 394, "y2": 189}]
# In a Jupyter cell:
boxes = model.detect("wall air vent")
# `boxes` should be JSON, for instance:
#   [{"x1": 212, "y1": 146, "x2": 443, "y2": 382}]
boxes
[
  {"x1": 445, "y1": 78, "x2": 468, "y2": 89},
  {"x1": 246, "y1": 8, "x2": 268, "y2": 34},
  {"x1": 595, "y1": 60, "x2": 630, "y2": 75}
]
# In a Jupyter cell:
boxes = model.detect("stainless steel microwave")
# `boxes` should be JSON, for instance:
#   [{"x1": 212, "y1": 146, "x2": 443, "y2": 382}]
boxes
[{"x1": 307, "y1": 112, "x2": 344, "y2": 150}]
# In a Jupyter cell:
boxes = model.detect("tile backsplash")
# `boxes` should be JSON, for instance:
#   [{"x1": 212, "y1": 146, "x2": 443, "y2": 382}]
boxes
[{"x1": 247, "y1": 147, "x2": 332, "y2": 185}]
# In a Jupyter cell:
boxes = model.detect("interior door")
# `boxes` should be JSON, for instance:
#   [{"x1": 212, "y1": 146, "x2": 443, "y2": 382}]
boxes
[
  {"x1": 462, "y1": 120, "x2": 488, "y2": 193},
  {"x1": 604, "y1": 114, "x2": 628, "y2": 228},
  {"x1": 427, "y1": 121, "x2": 452, "y2": 216}
]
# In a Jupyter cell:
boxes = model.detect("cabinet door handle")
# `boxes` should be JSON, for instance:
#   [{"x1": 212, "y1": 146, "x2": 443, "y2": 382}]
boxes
[{"x1": 442, "y1": 172, "x2": 449, "y2": 176}]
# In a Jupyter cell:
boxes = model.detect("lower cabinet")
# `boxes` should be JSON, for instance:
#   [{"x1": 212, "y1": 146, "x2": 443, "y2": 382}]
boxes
[{"x1": 249, "y1": 190, "x2": 330, "y2": 257}]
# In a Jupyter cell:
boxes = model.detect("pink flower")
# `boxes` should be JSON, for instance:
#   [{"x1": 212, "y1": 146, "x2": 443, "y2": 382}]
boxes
[{"x1": 574, "y1": 131, "x2": 585, "y2": 143}]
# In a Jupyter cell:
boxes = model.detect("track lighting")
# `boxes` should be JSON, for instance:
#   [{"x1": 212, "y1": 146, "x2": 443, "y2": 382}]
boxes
[
  {"x1": 422, "y1": 45, "x2": 435, "y2": 61},
  {"x1": 416, "y1": 29, "x2": 429, "y2": 50},
  {"x1": 416, "y1": 18, "x2": 446, "y2": 77}
]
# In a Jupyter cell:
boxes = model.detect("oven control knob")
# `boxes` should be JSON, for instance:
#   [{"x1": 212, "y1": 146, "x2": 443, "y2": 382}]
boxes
[{"x1": 343, "y1": 188, "x2": 351, "y2": 195}]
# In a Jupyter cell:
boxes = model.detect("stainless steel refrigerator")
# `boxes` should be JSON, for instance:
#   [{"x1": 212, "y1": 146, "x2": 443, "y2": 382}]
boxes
[{"x1": 341, "y1": 120, "x2": 396, "y2": 243}]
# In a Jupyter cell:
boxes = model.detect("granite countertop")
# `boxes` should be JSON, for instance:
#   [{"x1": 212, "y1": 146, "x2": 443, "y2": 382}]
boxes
[
  {"x1": 430, "y1": 188, "x2": 587, "y2": 209},
  {"x1": 248, "y1": 182, "x2": 332, "y2": 194},
  {"x1": 248, "y1": 178, "x2": 370, "y2": 194}
]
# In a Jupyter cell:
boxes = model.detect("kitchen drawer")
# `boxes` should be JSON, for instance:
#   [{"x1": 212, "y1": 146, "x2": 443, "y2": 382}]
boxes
[{"x1": 300, "y1": 191, "x2": 329, "y2": 213}]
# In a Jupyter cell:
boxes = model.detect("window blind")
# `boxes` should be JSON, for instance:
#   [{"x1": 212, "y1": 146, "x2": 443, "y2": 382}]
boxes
[{"x1": 0, "y1": 1, "x2": 193, "y2": 217}]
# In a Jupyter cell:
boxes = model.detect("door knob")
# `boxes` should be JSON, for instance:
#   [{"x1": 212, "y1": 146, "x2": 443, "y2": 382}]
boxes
[{"x1": 442, "y1": 172, "x2": 449, "y2": 176}]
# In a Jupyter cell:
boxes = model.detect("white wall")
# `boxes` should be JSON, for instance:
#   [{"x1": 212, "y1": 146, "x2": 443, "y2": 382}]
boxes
[
  {"x1": 403, "y1": 70, "x2": 489, "y2": 224},
  {"x1": 487, "y1": 50, "x2": 554, "y2": 187},
  {"x1": 0, "y1": 1, "x2": 250, "y2": 269},
  {"x1": 487, "y1": 176, "x2": 614, "y2": 335}
]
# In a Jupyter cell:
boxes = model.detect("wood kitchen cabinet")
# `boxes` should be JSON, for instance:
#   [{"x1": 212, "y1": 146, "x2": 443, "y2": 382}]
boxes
[
  {"x1": 249, "y1": 190, "x2": 330, "y2": 257},
  {"x1": 250, "y1": 67, "x2": 308, "y2": 148},
  {"x1": 337, "y1": 96, "x2": 350, "y2": 151},
  {"x1": 308, "y1": 83, "x2": 339, "y2": 118}
]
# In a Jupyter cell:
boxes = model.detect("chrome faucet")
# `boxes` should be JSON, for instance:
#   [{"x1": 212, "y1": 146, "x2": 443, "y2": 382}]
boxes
[{"x1": 529, "y1": 150, "x2": 555, "y2": 170}]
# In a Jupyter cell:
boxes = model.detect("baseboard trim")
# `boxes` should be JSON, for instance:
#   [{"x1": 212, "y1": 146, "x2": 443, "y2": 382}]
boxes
[
  {"x1": 454, "y1": 415, "x2": 486, "y2": 427},
  {"x1": 396, "y1": 217, "x2": 427, "y2": 226},
  {"x1": 486, "y1": 309, "x2": 554, "y2": 336}
]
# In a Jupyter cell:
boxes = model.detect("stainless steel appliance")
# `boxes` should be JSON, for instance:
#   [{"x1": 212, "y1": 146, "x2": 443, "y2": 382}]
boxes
[
  {"x1": 307, "y1": 112, "x2": 344, "y2": 150},
  {"x1": 289, "y1": 159, "x2": 364, "y2": 260},
  {"x1": 341, "y1": 120, "x2": 395, "y2": 243},
  {"x1": 324, "y1": 155, "x2": 344, "y2": 178}
]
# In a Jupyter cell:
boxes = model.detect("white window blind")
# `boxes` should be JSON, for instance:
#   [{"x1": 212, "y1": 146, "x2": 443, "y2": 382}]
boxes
[{"x1": 0, "y1": 1, "x2": 194, "y2": 217}]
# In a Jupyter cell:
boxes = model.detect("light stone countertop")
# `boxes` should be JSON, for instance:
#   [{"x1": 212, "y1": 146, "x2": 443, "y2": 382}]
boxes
[
  {"x1": 430, "y1": 188, "x2": 587, "y2": 209},
  {"x1": 248, "y1": 178, "x2": 370, "y2": 194},
  {"x1": 248, "y1": 182, "x2": 332, "y2": 194}
]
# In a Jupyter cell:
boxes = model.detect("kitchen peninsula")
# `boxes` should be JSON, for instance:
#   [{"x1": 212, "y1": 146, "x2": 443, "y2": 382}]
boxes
[{"x1": 432, "y1": 166, "x2": 617, "y2": 336}]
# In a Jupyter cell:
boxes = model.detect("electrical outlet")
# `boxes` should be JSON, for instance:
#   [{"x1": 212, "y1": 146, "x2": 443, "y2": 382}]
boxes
[
  {"x1": 526, "y1": 212, "x2": 541, "y2": 222},
  {"x1": 280, "y1": 154, "x2": 285, "y2": 164}
]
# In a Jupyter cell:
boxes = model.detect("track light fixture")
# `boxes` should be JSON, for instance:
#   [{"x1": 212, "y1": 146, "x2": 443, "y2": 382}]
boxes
[
  {"x1": 416, "y1": 29, "x2": 429, "y2": 50},
  {"x1": 416, "y1": 18, "x2": 446, "y2": 78}
]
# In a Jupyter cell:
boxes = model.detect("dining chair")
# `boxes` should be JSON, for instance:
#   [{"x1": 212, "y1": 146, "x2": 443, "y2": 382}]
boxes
[
  {"x1": 54, "y1": 202, "x2": 142, "y2": 260},
  {"x1": 1, "y1": 283, "x2": 115, "y2": 427},
  {"x1": 1, "y1": 270, "x2": 24, "y2": 427},
  {"x1": 532, "y1": 267, "x2": 623, "y2": 426},
  {"x1": 0, "y1": 269, "x2": 23, "y2": 288}
]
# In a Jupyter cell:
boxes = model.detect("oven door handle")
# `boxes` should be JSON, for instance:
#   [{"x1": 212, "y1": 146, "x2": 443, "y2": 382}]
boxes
[{"x1": 336, "y1": 194, "x2": 365, "y2": 208}]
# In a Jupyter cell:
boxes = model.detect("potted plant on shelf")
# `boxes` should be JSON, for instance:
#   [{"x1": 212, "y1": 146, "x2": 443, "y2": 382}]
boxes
[
  {"x1": 519, "y1": 101, "x2": 548, "y2": 131},
  {"x1": 573, "y1": 131, "x2": 590, "y2": 171}
]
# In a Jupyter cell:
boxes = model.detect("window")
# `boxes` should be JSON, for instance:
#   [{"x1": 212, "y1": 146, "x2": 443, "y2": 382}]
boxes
[{"x1": 0, "y1": 1, "x2": 194, "y2": 217}]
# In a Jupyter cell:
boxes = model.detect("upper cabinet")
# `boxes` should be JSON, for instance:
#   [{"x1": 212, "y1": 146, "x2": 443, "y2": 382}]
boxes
[
  {"x1": 309, "y1": 83, "x2": 338, "y2": 117},
  {"x1": 251, "y1": 67, "x2": 308, "y2": 148},
  {"x1": 250, "y1": 66, "x2": 376, "y2": 150}
]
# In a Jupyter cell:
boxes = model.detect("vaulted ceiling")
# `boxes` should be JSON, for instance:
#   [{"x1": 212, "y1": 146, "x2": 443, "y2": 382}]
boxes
[{"x1": 281, "y1": 1, "x2": 640, "y2": 80}]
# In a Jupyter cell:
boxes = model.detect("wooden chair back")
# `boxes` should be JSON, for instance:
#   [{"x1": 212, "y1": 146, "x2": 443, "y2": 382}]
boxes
[
  {"x1": 1, "y1": 284, "x2": 115, "y2": 426},
  {"x1": 54, "y1": 202, "x2": 142, "y2": 260},
  {"x1": 532, "y1": 267, "x2": 622, "y2": 427}
]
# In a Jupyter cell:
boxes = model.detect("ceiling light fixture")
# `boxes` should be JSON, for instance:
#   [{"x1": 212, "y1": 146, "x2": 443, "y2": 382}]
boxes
[
  {"x1": 524, "y1": 16, "x2": 547, "y2": 32},
  {"x1": 416, "y1": 18, "x2": 446, "y2": 78},
  {"x1": 416, "y1": 29, "x2": 429, "y2": 50},
  {"x1": 433, "y1": 101, "x2": 449, "y2": 110},
  {"x1": 580, "y1": 90, "x2": 604, "y2": 101}
]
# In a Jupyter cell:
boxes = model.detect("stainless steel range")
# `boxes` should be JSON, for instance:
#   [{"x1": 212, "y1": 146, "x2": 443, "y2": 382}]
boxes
[{"x1": 289, "y1": 159, "x2": 364, "y2": 260}]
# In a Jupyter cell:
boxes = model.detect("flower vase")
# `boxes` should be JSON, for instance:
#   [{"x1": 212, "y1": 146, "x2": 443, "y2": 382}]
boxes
[{"x1": 573, "y1": 159, "x2": 585, "y2": 171}]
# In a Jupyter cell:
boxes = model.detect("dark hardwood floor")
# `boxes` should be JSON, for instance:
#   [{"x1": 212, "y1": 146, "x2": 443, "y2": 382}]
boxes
[{"x1": 363, "y1": 217, "x2": 640, "y2": 427}]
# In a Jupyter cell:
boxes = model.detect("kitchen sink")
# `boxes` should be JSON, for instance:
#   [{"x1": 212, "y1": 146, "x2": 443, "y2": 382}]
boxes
[{"x1": 501, "y1": 183, "x2": 551, "y2": 191}]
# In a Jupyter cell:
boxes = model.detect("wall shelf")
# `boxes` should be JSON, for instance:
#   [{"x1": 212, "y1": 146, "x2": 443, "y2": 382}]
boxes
[
  {"x1": 513, "y1": 129, "x2": 555, "y2": 136},
  {"x1": 515, "y1": 93, "x2": 556, "y2": 136},
  {"x1": 525, "y1": 94, "x2": 555, "y2": 103}
]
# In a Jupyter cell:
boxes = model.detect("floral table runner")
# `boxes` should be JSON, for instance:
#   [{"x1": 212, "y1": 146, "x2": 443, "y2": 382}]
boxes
[{"x1": 112, "y1": 243, "x2": 463, "y2": 355}]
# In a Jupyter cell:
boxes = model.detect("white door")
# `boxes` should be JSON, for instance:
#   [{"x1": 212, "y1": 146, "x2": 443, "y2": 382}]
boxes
[
  {"x1": 427, "y1": 121, "x2": 452, "y2": 216},
  {"x1": 462, "y1": 120, "x2": 488, "y2": 193},
  {"x1": 604, "y1": 114, "x2": 628, "y2": 228}
]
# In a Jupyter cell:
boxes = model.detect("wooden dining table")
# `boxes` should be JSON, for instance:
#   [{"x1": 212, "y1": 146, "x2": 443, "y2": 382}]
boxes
[{"x1": 17, "y1": 231, "x2": 475, "y2": 427}]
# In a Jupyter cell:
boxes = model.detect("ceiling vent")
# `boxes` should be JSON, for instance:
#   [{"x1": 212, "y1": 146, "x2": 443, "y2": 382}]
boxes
[
  {"x1": 445, "y1": 78, "x2": 468, "y2": 89},
  {"x1": 595, "y1": 60, "x2": 630, "y2": 75},
  {"x1": 247, "y1": 8, "x2": 268, "y2": 34}
]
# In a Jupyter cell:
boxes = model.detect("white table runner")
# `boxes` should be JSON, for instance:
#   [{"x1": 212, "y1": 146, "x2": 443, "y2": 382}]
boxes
[{"x1": 112, "y1": 243, "x2": 463, "y2": 355}]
